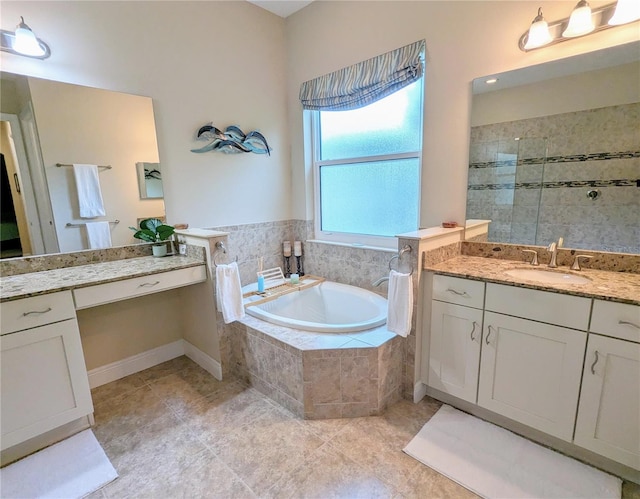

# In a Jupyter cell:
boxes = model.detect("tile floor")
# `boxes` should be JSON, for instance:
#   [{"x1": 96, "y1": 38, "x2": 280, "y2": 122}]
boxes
[{"x1": 89, "y1": 356, "x2": 639, "y2": 499}]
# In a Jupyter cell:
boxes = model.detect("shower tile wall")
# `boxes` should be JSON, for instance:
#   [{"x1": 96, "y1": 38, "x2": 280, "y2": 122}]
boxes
[{"x1": 467, "y1": 103, "x2": 640, "y2": 253}]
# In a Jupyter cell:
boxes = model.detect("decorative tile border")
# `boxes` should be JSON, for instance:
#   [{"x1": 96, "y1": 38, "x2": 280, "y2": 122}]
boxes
[
  {"x1": 468, "y1": 178, "x2": 638, "y2": 191},
  {"x1": 469, "y1": 150, "x2": 640, "y2": 169}
]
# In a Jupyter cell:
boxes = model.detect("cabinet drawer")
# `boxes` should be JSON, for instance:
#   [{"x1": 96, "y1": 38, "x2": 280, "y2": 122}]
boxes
[
  {"x1": 73, "y1": 265, "x2": 207, "y2": 310},
  {"x1": 432, "y1": 275, "x2": 485, "y2": 309},
  {"x1": 590, "y1": 300, "x2": 640, "y2": 343},
  {"x1": 1, "y1": 292, "x2": 76, "y2": 335},
  {"x1": 485, "y1": 283, "x2": 591, "y2": 330}
]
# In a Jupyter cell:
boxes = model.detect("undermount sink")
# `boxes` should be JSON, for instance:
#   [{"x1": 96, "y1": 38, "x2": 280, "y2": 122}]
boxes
[{"x1": 505, "y1": 268, "x2": 591, "y2": 285}]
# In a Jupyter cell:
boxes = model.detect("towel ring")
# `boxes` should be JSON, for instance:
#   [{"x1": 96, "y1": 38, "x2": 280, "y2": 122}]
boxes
[
  {"x1": 213, "y1": 253, "x2": 238, "y2": 267},
  {"x1": 212, "y1": 240, "x2": 237, "y2": 267},
  {"x1": 389, "y1": 245, "x2": 414, "y2": 275}
]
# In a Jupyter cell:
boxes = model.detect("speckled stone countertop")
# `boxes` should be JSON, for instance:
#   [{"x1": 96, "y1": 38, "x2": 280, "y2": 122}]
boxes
[
  {"x1": 425, "y1": 255, "x2": 640, "y2": 305},
  {"x1": 0, "y1": 255, "x2": 206, "y2": 302}
]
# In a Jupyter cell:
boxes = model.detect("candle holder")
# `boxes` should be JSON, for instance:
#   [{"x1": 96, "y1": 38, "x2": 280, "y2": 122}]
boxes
[
  {"x1": 283, "y1": 255, "x2": 292, "y2": 277},
  {"x1": 296, "y1": 255, "x2": 304, "y2": 276}
]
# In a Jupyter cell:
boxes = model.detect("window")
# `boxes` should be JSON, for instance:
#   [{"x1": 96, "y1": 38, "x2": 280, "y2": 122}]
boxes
[{"x1": 312, "y1": 79, "x2": 423, "y2": 247}]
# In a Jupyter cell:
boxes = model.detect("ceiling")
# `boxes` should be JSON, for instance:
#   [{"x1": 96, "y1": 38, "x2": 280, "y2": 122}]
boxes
[{"x1": 247, "y1": 0, "x2": 314, "y2": 18}]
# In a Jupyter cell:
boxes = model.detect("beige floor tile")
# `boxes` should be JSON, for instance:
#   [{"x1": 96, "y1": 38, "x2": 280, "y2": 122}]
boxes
[
  {"x1": 142, "y1": 450, "x2": 257, "y2": 499},
  {"x1": 209, "y1": 406, "x2": 325, "y2": 494},
  {"x1": 326, "y1": 417, "x2": 421, "y2": 490},
  {"x1": 136, "y1": 355, "x2": 195, "y2": 382},
  {"x1": 102, "y1": 412, "x2": 206, "y2": 475},
  {"x1": 267, "y1": 443, "x2": 397, "y2": 499},
  {"x1": 92, "y1": 385, "x2": 166, "y2": 444},
  {"x1": 146, "y1": 365, "x2": 230, "y2": 416},
  {"x1": 398, "y1": 464, "x2": 480, "y2": 499},
  {"x1": 623, "y1": 481, "x2": 640, "y2": 499},
  {"x1": 90, "y1": 373, "x2": 147, "y2": 407}
]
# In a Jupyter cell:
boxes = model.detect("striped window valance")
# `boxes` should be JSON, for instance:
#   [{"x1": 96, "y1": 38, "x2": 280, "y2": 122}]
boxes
[{"x1": 299, "y1": 39, "x2": 425, "y2": 111}]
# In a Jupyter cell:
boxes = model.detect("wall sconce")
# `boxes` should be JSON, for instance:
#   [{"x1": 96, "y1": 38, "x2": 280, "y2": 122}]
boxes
[
  {"x1": 0, "y1": 17, "x2": 51, "y2": 59},
  {"x1": 519, "y1": 1, "x2": 640, "y2": 51}
]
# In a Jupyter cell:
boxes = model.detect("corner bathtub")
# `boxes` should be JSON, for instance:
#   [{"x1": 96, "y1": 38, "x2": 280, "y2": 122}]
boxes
[{"x1": 243, "y1": 281, "x2": 387, "y2": 333}]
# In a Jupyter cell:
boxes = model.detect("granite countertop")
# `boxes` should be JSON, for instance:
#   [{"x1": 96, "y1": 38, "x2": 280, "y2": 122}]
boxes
[
  {"x1": 425, "y1": 255, "x2": 640, "y2": 306},
  {"x1": 0, "y1": 255, "x2": 206, "y2": 302}
]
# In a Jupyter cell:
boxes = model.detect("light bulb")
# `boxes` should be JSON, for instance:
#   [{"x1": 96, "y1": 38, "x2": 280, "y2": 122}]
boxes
[
  {"x1": 609, "y1": 0, "x2": 640, "y2": 25},
  {"x1": 524, "y1": 8, "x2": 553, "y2": 50},
  {"x1": 12, "y1": 17, "x2": 45, "y2": 57},
  {"x1": 563, "y1": 0, "x2": 595, "y2": 37}
]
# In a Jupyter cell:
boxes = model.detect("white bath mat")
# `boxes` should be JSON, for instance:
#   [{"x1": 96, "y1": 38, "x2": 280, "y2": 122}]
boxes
[
  {"x1": 1, "y1": 429, "x2": 117, "y2": 498},
  {"x1": 403, "y1": 405, "x2": 621, "y2": 499}
]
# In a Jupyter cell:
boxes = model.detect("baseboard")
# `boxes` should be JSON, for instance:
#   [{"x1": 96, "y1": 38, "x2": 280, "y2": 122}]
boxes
[
  {"x1": 413, "y1": 381, "x2": 428, "y2": 403},
  {"x1": 87, "y1": 340, "x2": 185, "y2": 388},
  {"x1": 183, "y1": 340, "x2": 223, "y2": 380}
]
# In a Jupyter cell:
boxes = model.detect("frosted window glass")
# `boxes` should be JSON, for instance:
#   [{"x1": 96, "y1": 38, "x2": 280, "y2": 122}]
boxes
[
  {"x1": 319, "y1": 81, "x2": 422, "y2": 160},
  {"x1": 320, "y1": 159, "x2": 420, "y2": 236}
]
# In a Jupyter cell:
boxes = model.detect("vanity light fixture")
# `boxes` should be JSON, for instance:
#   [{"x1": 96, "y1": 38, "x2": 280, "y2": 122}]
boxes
[
  {"x1": 0, "y1": 17, "x2": 51, "y2": 59},
  {"x1": 563, "y1": 0, "x2": 595, "y2": 38},
  {"x1": 485, "y1": 78, "x2": 499, "y2": 85},
  {"x1": 519, "y1": 1, "x2": 639, "y2": 51}
]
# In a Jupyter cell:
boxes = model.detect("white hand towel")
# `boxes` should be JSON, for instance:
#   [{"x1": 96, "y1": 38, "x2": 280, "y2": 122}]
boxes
[
  {"x1": 387, "y1": 270, "x2": 413, "y2": 337},
  {"x1": 215, "y1": 262, "x2": 245, "y2": 324},
  {"x1": 73, "y1": 164, "x2": 106, "y2": 218},
  {"x1": 85, "y1": 221, "x2": 112, "y2": 249}
]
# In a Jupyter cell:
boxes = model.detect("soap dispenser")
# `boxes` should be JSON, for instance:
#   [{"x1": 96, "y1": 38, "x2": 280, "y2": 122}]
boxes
[{"x1": 257, "y1": 257, "x2": 265, "y2": 293}]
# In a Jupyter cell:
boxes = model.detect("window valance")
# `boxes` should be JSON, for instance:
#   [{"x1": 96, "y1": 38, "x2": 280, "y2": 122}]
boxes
[{"x1": 299, "y1": 39, "x2": 425, "y2": 111}]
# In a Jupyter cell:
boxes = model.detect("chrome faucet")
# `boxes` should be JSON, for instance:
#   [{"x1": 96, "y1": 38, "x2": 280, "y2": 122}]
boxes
[
  {"x1": 372, "y1": 276, "x2": 389, "y2": 287},
  {"x1": 547, "y1": 237, "x2": 563, "y2": 268}
]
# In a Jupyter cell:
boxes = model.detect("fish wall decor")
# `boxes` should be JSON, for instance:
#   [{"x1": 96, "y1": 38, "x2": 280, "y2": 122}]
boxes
[{"x1": 191, "y1": 124, "x2": 271, "y2": 155}]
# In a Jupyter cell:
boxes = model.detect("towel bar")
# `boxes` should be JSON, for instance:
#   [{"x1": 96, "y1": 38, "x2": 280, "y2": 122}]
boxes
[
  {"x1": 66, "y1": 220, "x2": 120, "y2": 228},
  {"x1": 56, "y1": 163, "x2": 112, "y2": 170}
]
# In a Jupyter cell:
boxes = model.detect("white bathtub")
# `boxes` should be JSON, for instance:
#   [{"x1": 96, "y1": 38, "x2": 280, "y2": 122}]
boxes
[{"x1": 244, "y1": 280, "x2": 387, "y2": 333}]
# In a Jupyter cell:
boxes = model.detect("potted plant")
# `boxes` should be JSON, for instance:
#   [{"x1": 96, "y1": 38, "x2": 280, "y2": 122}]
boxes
[{"x1": 130, "y1": 218, "x2": 175, "y2": 257}]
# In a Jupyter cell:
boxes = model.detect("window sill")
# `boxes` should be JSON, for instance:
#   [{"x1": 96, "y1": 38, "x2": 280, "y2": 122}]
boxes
[{"x1": 305, "y1": 239, "x2": 397, "y2": 253}]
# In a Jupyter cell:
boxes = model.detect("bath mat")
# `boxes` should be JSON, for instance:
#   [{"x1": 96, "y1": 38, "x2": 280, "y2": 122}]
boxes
[
  {"x1": 403, "y1": 405, "x2": 621, "y2": 499},
  {"x1": 1, "y1": 429, "x2": 118, "y2": 498}
]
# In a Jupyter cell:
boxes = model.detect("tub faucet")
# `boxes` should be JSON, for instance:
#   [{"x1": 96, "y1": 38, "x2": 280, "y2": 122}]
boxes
[
  {"x1": 547, "y1": 237, "x2": 563, "y2": 268},
  {"x1": 372, "y1": 276, "x2": 389, "y2": 287}
]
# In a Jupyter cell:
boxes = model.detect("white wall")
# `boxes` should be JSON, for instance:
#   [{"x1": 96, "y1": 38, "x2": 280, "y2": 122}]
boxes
[
  {"x1": 0, "y1": 1, "x2": 289, "y2": 229},
  {"x1": 1, "y1": 1, "x2": 638, "y2": 232},
  {"x1": 472, "y1": 61, "x2": 640, "y2": 126},
  {"x1": 285, "y1": 1, "x2": 639, "y2": 228}
]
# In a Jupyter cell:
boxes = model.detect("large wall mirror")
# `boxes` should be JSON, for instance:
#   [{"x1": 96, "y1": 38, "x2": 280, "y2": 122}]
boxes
[
  {"x1": 466, "y1": 41, "x2": 639, "y2": 254},
  {"x1": 0, "y1": 73, "x2": 164, "y2": 259}
]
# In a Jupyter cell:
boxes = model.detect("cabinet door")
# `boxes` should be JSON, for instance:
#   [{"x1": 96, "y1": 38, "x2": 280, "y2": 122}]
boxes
[
  {"x1": 1, "y1": 319, "x2": 93, "y2": 450},
  {"x1": 428, "y1": 301, "x2": 483, "y2": 403},
  {"x1": 478, "y1": 312, "x2": 586, "y2": 441},
  {"x1": 574, "y1": 334, "x2": 640, "y2": 470}
]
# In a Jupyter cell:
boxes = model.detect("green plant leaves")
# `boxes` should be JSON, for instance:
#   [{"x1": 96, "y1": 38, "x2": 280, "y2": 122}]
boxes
[{"x1": 130, "y1": 218, "x2": 175, "y2": 242}]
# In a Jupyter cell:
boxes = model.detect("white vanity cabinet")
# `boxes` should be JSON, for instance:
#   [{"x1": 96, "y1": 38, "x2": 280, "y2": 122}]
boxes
[
  {"x1": 478, "y1": 284, "x2": 590, "y2": 441},
  {"x1": 427, "y1": 275, "x2": 484, "y2": 403},
  {"x1": 574, "y1": 300, "x2": 640, "y2": 471},
  {"x1": 0, "y1": 292, "x2": 93, "y2": 450}
]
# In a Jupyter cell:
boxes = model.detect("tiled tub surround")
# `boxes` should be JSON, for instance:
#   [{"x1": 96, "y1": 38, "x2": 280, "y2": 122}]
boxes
[
  {"x1": 466, "y1": 103, "x2": 640, "y2": 253},
  {"x1": 209, "y1": 219, "x2": 418, "y2": 394},
  {"x1": 225, "y1": 314, "x2": 403, "y2": 419}
]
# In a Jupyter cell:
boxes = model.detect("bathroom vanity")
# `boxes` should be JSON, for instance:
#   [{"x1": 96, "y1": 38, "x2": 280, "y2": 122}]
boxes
[
  {"x1": 0, "y1": 255, "x2": 207, "y2": 461},
  {"x1": 422, "y1": 255, "x2": 639, "y2": 480}
]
